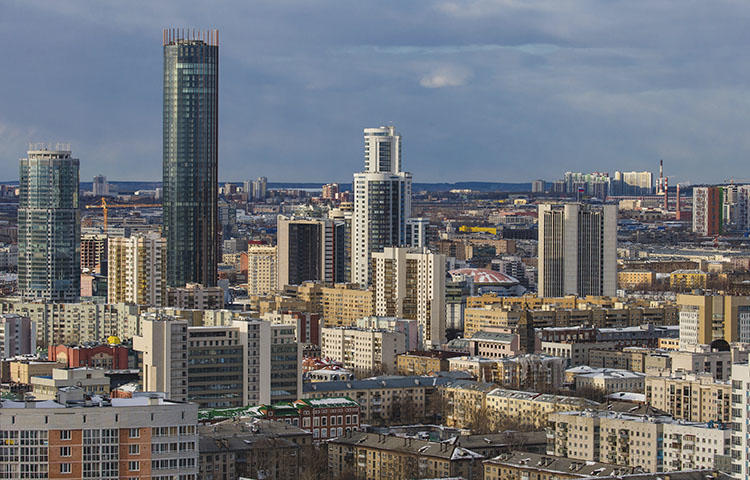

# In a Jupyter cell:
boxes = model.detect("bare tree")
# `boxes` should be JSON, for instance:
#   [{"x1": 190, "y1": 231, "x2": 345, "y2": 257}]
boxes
[{"x1": 299, "y1": 443, "x2": 329, "y2": 480}]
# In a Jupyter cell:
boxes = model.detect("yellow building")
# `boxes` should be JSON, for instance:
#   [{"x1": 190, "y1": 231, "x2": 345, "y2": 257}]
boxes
[
  {"x1": 669, "y1": 269, "x2": 707, "y2": 290},
  {"x1": 321, "y1": 283, "x2": 374, "y2": 326},
  {"x1": 677, "y1": 293, "x2": 750, "y2": 346},
  {"x1": 644, "y1": 372, "x2": 731, "y2": 423},
  {"x1": 9, "y1": 360, "x2": 60, "y2": 384},
  {"x1": 396, "y1": 351, "x2": 459, "y2": 376},
  {"x1": 618, "y1": 270, "x2": 655, "y2": 289},
  {"x1": 463, "y1": 305, "x2": 521, "y2": 338}
]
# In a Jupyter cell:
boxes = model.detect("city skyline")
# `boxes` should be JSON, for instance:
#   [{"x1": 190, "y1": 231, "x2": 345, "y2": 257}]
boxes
[{"x1": 3, "y1": 1, "x2": 750, "y2": 185}]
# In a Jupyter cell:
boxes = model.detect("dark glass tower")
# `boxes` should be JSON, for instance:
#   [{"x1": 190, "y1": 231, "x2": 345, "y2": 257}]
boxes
[
  {"x1": 163, "y1": 29, "x2": 219, "y2": 287},
  {"x1": 18, "y1": 145, "x2": 80, "y2": 302}
]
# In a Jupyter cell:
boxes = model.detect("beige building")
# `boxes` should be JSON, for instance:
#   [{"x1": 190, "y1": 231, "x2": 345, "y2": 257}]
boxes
[
  {"x1": 321, "y1": 283, "x2": 374, "y2": 326},
  {"x1": 645, "y1": 372, "x2": 730, "y2": 423},
  {"x1": 677, "y1": 293, "x2": 750, "y2": 347},
  {"x1": 108, "y1": 233, "x2": 166, "y2": 307},
  {"x1": 30, "y1": 367, "x2": 110, "y2": 400},
  {"x1": 372, "y1": 247, "x2": 446, "y2": 347},
  {"x1": 549, "y1": 409, "x2": 730, "y2": 472},
  {"x1": 567, "y1": 367, "x2": 646, "y2": 394},
  {"x1": 464, "y1": 305, "x2": 521, "y2": 338},
  {"x1": 247, "y1": 245, "x2": 278, "y2": 295},
  {"x1": 669, "y1": 346, "x2": 732, "y2": 381},
  {"x1": 484, "y1": 452, "x2": 636, "y2": 480},
  {"x1": 9, "y1": 360, "x2": 61, "y2": 384},
  {"x1": 448, "y1": 356, "x2": 497, "y2": 382},
  {"x1": 166, "y1": 282, "x2": 223, "y2": 309},
  {"x1": 329, "y1": 431, "x2": 485, "y2": 480},
  {"x1": 618, "y1": 270, "x2": 655, "y2": 289},
  {"x1": 0, "y1": 389, "x2": 199, "y2": 479},
  {"x1": 133, "y1": 314, "x2": 188, "y2": 402},
  {"x1": 321, "y1": 326, "x2": 406, "y2": 374}
]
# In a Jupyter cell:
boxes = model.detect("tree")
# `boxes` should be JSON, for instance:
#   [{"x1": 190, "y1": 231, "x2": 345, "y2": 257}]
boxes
[
  {"x1": 465, "y1": 404, "x2": 494, "y2": 435},
  {"x1": 299, "y1": 443, "x2": 329, "y2": 480}
]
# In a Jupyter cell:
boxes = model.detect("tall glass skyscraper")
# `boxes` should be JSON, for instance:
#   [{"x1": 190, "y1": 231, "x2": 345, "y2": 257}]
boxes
[
  {"x1": 18, "y1": 145, "x2": 80, "y2": 302},
  {"x1": 162, "y1": 29, "x2": 219, "y2": 287}
]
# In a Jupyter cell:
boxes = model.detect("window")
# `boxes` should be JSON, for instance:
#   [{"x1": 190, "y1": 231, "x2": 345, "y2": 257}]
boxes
[
  {"x1": 129, "y1": 444, "x2": 140, "y2": 455},
  {"x1": 129, "y1": 428, "x2": 140, "y2": 438},
  {"x1": 60, "y1": 463, "x2": 71, "y2": 474},
  {"x1": 60, "y1": 430, "x2": 72, "y2": 440},
  {"x1": 129, "y1": 461, "x2": 140, "y2": 471},
  {"x1": 60, "y1": 446, "x2": 71, "y2": 457}
]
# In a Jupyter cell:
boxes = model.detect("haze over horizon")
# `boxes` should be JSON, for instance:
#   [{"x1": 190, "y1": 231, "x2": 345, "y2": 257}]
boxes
[{"x1": 3, "y1": 1, "x2": 750, "y2": 185}]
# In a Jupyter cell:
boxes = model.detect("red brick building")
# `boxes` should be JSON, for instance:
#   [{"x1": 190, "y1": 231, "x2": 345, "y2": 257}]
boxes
[{"x1": 48, "y1": 343, "x2": 130, "y2": 369}]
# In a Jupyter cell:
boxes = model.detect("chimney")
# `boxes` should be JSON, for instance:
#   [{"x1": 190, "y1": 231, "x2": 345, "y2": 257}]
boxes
[
  {"x1": 676, "y1": 184, "x2": 681, "y2": 220},
  {"x1": 663, "y1": 177, "x2": 669, "y2": 211}
]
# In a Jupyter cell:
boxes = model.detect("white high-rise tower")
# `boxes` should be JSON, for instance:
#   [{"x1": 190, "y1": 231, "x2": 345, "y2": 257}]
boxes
[{"x1": 352, "y1": 126, "x2": 412, "y2": 287}]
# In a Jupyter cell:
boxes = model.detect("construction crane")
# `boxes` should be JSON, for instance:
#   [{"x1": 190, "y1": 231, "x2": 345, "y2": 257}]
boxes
[{"x1": 85, "y1": 198, "x2": 160, "y2": 233}]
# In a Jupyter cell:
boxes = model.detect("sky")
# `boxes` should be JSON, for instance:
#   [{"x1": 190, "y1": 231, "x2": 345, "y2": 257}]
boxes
[{"x1": 2, "y1": 1, "x2": 750, "y2": 185}]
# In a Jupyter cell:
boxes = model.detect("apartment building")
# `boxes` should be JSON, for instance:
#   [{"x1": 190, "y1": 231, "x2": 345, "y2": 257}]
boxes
[
  {"x1": 677, "y1": 294, "x2": 750, "y2": 347},
  {"x1": 568, "y1": 367, "x2": 646, "y2": 394},
  {"x1": 0, "y1": 389, "x2": 199, "y2": 480},
  {"x1": 247, "y1": 245, "x2": 278, "y2": 295},
  {"x1": 303, "y1": 375, "x2": 454, "y2": 422},
  {"x1": 372, "y1": 247, "x2": 447, "y2": 347},
  {"x1": 80, "y1": 233, "x2": 107, "y2": 274},
  {"x1": 328, "y1": 431, "x2": 485, "y2": 480},
  {"x1": 261, "y1": 310, "x2": 322, "y2": 345},
  {"x1": 484, "y1": 452, "x2": 636, "y2": 480},
  {"x1": 548, "y1": 410, "x2": 730, "y2": 472},
  {"x1": 587, "y1": 346, "x2": 671, "y2": 373},
  {"x1": 396, "y1": 350, "x2": 464, "y2": 376},
  {"x1": 30, "y1": 367, "x2": 110, "y2": 400},
  {"x1": 492, "y1": 354, "x2": 567, "y2": 391},
  {"x1": 463, "y1": 305, "x2": 521, "y2": 338},
  {"x1": 618, "y1": 270, "x2": 655, "y2": 290},
  {"x1": 166, "y1": 282, "x2": 224, "y2": 309},
  {"x1": 484, "y1": 387, "x2": 598, "y2": 429},
  {"x1": 0, "y1": 313, "x2": 35, "y2": 356},
  {"x1": 108, "y1": 233, "x2": 166, "y2": 307},
  {"x1": 645, "y1": 372, "x2": 731, "y2": 423},
  {"x1": 731, "y1": 362, "x2": 750, "y2": 479},
  {"x1": 356, "y1": 316, "x2": 420, "y2": 350},
  {"x1": 320, "y1": 283, "x2": 374, "y2": 326},
  {"x1": 0, "y1": 300, "x2": 143, "y2": 347},
  {"x1": 321, "y1": 326, "x2": 407, "y2": 374}
]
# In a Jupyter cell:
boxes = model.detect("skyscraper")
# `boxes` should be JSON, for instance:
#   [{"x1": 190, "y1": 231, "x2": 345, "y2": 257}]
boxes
[
  {"x1": 162, "y1": 28, "x2": 219, "y2": 287},
  {"x1": 108, "y1": 233, "x2": 167, "y2": 307},
  {"x1": 18, "y1": 145, "x2": 80, "y2": 302},
  {"x1": 538, "y1": 203, "x2": 617, "y2": 297},
  {"x1": 692, "y1": 186, "x2": 722, "y2": 236},
  {"x1": 352, "y1": 126, "x2": 412, "y2": 287}
]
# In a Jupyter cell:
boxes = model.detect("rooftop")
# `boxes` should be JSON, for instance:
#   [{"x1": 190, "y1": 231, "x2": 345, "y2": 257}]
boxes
[{"x1": 485, "y1": 451, "x2": 635, "y2": 476}]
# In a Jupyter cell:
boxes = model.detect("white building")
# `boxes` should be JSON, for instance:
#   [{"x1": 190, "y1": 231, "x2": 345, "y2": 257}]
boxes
[
  {"x1": 731, "y1": 361, "x2": 750, "y2": 478},
  {"x1": 538, "y1": 203, "x2": 617, "y2": 297},
  {"x1": 406, "y1": 217, "x2": 429, "y2": 248},
  {"x1": 133, "y1": 314, "x2": 188, "y2": 402},
  {"x1": 371, "y1": 247, "x2": 446, "y2": 347},
  {"x1": 321, "y1": 326, "x2": 406, "y2": 374},
  {"x1": 247, "y1": 245, "x2": 277, "y2": 295},
  {"x1": 352, "y1": 126, "x2": 412, "y2": 287},
  {"x1": 613, "y1": 171, "x2": 653, "y2": 196}
]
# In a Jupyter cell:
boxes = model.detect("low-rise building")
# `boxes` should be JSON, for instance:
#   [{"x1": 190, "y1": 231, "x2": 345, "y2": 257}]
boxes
[
  {"x1": 198, "y1": 418, "x2": 311, "y2": 480},
  {"x1": 166, "y1": 282, "x2": 224, "y2": 309},
  {"x1": 328, "y1": 431, "x2": 486, "y2": 480},
  {"x1": 396, "y1": 350, "x2": 464, "y2": 376},
  {"x1": 493, "y1": 354, "x2": 567, "y2": 391},
  {"x1": 484, "y1": 452, "x2": 637, "y2": 480},
  {"x1": 618, "y1": 270, "x2": 656, "y2": 290},
  {"x1": 670, "y1": 270, "x2": 708, "y2": 290},
  {"x1": 48, "y1": 341, "x2": 132, "y2": 369},
  {"x1": 30, "y1": 367, "x2": 111, "y2": 400},
  {"x1": 9, "y1": 359, "x2": 61, "y2": 384},
  {"x1": 448, "y1": 356, "x2": 497, "y2": 382},
  {"x1": 466, "y1": 330, "x2": 520, "y2": 358},
  {"x1": 566, "y1": 367, "x2": 646, "y2": 394}
]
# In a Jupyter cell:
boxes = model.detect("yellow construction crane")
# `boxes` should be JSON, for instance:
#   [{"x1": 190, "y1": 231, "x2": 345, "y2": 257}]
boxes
[{"x1": 85, "y1": 198, "x2": 160, "y2": 233}]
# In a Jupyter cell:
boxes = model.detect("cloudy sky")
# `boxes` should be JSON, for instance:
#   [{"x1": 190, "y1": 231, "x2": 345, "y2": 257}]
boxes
[{"x1": 2, "y1": 0, "x2": 750, "y2": 184}]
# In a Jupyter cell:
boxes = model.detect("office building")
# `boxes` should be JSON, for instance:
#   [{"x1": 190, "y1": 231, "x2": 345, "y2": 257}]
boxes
[
  {"x1": 18, "y1": 146, "x2": 80, "y2": 302},
  {"x1": 321, "y1": 326, "x2": 407, "y2": 374},
  {"x1": 107, "y1": 233, "x2": 166, "y2": 307},
  {"x1": 247, "y1": 245, "x2": 277, "y2": 295},
  {"x1": 277, "y1": 215, "x2": 342, "y2": 287},
  {"x1": 538, "y1": 203, "x2": 617, "y2": 297},
  {"x1": 0, "y1": 314, "x2": 35, "y2": 357},
  {"x1": 405, "y1": 217, "x2": 429, "y2": 248},
  {"x1": 251, "y1": 176, "x2": 267, "y2": 200},
  {"x1": 352, "y1": 126, "x2": 412, "y2": 287},
  {"x1": 693, "y1": 186, "x2": 723, "y2": 236},
  {"x1": 162, "y1": 29, "x2": 219, "y2": 288},
  {"x1": 0, "y1": 389, "x2": 199, "y2": 479},
  {"x1": 372, "y1": 246, "x2": 446, "y2": 347}
]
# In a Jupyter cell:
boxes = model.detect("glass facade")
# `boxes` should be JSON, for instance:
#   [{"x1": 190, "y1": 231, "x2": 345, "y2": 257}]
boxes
[
  {"x1": 163, "y1": 34, "x2": 218, "y2": 287},
  {"x1": 18, "y1": 149, "x2": 80, "y2": 302}
]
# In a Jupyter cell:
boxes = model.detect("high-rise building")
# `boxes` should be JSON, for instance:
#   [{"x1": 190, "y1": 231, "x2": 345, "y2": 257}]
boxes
[
  {"x1": 133, "y1": 314, "x2": 189, "y2": 402},
  {"x1": 162, "y1": 29, "x2": 219, "y2": 288},
  {"x1": 371, "y1": 247, "x2": 446, "y2": 347},
  {"x1": 108, "y1": 233, "x2": 166, "y2": 307},
  {"x1": 692, "y1": 186, "x2": 723, "y2": 236},
  {"x1": 0, "y1": 314, "x2": 35, "y2": 357},
  {"x1": 405, "y1": 217, "x2": 429, "y2": 249},
  {"x1": 562, "y1": 172, "x2": 611, "y2": 198},
  {"x1": 322, "y1": 182, "x2": 339, "y2": 200},
  {"x1": 247, "y1": 245, "x2": 278, "y2": 295},
  {"x1": 80, "y1": 233, "x2": 107, "y2": 274},
  {"x1": 352, "y1": 126, "x2": 412, "y2": 287},
  {"x1": 252, "y1": 176, "x2": 267, "y2": 200},
  {"x1": 677, "y1": 293, "x2": 750, "y2": 347},
  {"x1": 277, "y1": 216, "x2": 332, "y2": 288},
  {"x1": 538, "y1": 203, "x2": 617, "y2": 297},
  {"x1": 731, "y1": 362, "x2": 750, "y2": 479},
  {"x1": 18, "y1": 146, "x2": 80, "y2": 302},
  {"x1": 612, "y1": 171, "x2": 653, "y2": 196},
  {"x1": 531, "y1": 179, "x2": 545, "y2": 193},
  {"x1": 92, "y1": 174, "x2": 109, "y2": 196}
]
